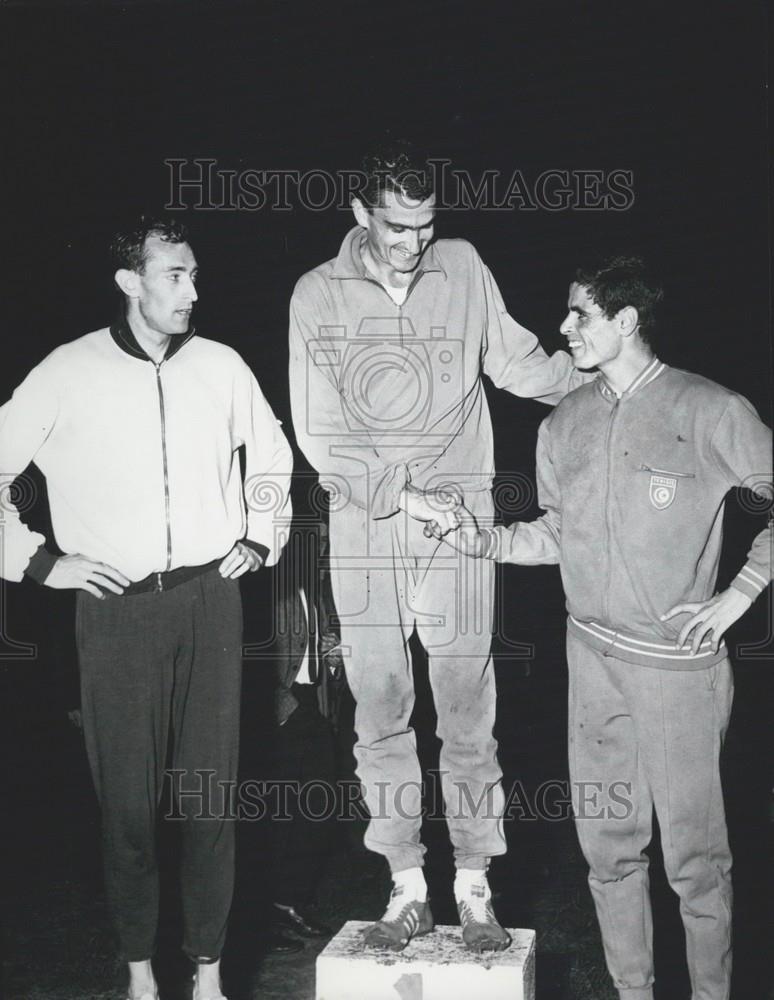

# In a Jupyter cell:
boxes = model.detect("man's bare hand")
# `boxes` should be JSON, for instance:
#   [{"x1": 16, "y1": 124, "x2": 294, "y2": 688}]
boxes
[
  {"x1": 218, "y1": 541, "x2": 264, "y2": 579},
  {"x1": 661, "y1": 587, "x2": 753, "y2": 654},
  {"x1": 429, "y1": 502, "x2": 488, "y2": 557},
  {"x1": 44, "y1": 554, "x2": 131, "y2": 599},
  {"x1": 400, "y1": 485, "x2": 461, "y2": 537}
]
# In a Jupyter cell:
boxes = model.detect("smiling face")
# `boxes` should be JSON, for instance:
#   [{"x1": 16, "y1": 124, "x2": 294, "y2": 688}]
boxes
[
  {"x1": 560, "y1": 282, "x2": 626, "y2": 371},
  {"x1": 353, "y1": 189, "x2": 436, "y2": 285},
  {"x1": 132, "y1": 235, "x2": 199, "y2": 338}
]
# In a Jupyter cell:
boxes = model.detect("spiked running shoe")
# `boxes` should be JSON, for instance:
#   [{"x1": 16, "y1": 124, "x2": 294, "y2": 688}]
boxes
[
  {"x1": 362, "y1": 885, "x2": 434, "y2": 951},
  {"x1": 457, "y1": 881, "x2": 511, "y2": 953}
]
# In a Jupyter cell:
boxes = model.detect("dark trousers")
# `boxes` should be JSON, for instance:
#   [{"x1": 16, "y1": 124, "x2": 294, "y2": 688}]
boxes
[
  {"x1": 272, "y1": 684, "x2": 337, "y2": 906},
  {"x1": 76, "y1": 569, "x2": 243, "y2": 962}
]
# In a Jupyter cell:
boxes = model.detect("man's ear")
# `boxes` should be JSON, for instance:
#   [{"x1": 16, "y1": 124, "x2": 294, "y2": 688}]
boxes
[
  {"x1": 351, "y1": 197, "x2": 370, "y2": 228},
  {"x1": 114, "y1": 268, "x2": 139, "y2": 298},
  {"x1": 617, "y1": 305, "x2": 640, "y2": 338}
]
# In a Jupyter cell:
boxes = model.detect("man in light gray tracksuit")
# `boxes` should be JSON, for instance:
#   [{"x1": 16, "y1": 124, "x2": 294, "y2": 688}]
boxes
[
  {"x1": 443, "y1": 256, "x2": 772, "y2": 1000},
  {"x1": 289, "y1": 143, "x2": 590, "y2": 953}
]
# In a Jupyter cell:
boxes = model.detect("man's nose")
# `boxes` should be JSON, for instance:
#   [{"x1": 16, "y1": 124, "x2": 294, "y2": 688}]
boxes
[
  {"x1": 405, "y1": 230, "x2": 420, "y2": 253},
  {"x1": 559, "y1": 313, "x2": 573, "y2": 336},
  {"x1": 187, "y1": 277, "x2": 198, "y2": 302}
]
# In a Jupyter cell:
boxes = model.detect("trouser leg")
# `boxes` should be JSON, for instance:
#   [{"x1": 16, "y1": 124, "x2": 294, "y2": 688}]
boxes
[
  {"x1": 328, "y1": 505, "x2": 423, "y2": 873},
  {"x1": 418, "y1": 491, "x2": 505, "y2": 869},
  {"x1": 77, "y1": 590, "x2": 177, "y2": 961},
  {"x1": 341, "y1": 613, "x2": 422, "y2": 872},
  {"x1": 567, "y1": 632, "x2": 655, "y2": 995},
  {"x1": 620, "y1": 658, "x2": 734, "y2": 1000},
  {"x1": 171, "y1": 571, "x2": 243, "y2": 962}
]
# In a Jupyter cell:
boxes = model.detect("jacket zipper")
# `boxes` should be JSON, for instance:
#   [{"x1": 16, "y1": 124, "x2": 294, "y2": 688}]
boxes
[
  {"x1": 155, "y1": 362, "x2": 172, "y2": 590},
  {"x1": 601, "y1": 399, "x2": 620, "y2": 623},
  {"x1": 359, "y1": 276, "x2": 411, "y2": 359}
]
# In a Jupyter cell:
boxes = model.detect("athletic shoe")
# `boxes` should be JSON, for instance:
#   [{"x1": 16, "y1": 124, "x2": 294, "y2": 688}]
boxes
[{"x1": 362, "y1": 885, "x2": 434, "y2": 951}]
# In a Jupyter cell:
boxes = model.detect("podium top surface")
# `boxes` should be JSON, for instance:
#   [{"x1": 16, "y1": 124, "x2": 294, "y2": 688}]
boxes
[{"x1": 318, "y1": 920, "x2": 535, "y2": 968}]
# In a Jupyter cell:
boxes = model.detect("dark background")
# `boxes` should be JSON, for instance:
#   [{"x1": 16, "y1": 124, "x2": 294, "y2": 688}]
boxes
[{"x1": 1, "y1": 1, "x2": 771, "y2": 998}]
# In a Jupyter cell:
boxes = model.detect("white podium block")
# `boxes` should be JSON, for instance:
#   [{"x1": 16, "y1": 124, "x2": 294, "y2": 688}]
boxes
[{"x1": 316, "y1": 921, "x2": 535, "y2": 1000}]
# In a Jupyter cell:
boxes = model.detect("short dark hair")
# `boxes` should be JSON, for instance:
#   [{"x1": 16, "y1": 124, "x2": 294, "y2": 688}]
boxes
[
  {"x1": 110, "y1": 214, "x2": 190, "y2": 273},
  {"x1": 358, "y1": 140, "x2": 435, "y2": 210},
  {"x1": 574, "y1": 255, "x2": 664, "y2": 345}
]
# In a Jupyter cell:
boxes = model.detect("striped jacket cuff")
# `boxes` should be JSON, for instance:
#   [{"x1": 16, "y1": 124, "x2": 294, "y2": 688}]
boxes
[{"x1": 731, "y1": 564, "x2": 769, "y2": 602}]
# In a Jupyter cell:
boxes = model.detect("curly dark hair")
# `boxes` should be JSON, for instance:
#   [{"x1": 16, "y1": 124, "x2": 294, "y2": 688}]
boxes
[
  {"x1": 110, "y1": 214, "x2": 190, "y2": 273},
  {"x1": 575, "y1": 255, "x2": 664, "y2": 345},
  {"x1": 358, "y1": 139, "x2": 435, "y2": 210}
]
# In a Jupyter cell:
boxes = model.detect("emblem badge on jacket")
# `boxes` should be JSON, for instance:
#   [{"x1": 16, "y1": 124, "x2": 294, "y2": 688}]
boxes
[{"x1": 649, "y1": 474, "x2": 677, "y2": 510}]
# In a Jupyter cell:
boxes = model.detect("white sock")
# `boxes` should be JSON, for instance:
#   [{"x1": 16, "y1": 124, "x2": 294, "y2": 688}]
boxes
[
  {"x1": 454, "y1": 868, "x2": 489, "y2": 901},
  {"x1": 393, "y1": 866, "x2": 427, "y2": 901}
]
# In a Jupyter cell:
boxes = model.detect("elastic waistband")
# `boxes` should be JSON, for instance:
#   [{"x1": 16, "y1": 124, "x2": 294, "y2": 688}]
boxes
[
  {"x1": 121, "y1": 558, "x2": 222, "y2": 596},
  {"x1": 568, "y1": 615, "x2": 727, "y2": 670}
]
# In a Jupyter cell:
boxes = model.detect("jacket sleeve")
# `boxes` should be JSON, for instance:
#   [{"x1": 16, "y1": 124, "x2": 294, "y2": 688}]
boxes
[
  {"x1": 234, "y1": 361, "x2": 293, "y2": 567},
  {"x1": 0, "y1": 362, "x2": 57, "y2": 581},
  {"x1": 481, "y1": 417, "x2": 562, "y2": 564},
  {"x1": 480, "y1": 258, "x2": 590, "y2": 405},
  {"x1": 288, "y1": 273, "x2": 409, "y2": 519},
  {"x1": 710, "y1": 393, "x2": 772, "y2": 602}
]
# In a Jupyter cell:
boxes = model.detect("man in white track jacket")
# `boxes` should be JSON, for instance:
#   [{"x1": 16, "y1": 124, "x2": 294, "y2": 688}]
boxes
[{"x1": 0, "y1": 215, "x2": 293, "y2": 1000}]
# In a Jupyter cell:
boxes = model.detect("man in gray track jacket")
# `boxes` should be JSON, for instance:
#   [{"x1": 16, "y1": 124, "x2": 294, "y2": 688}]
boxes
[{"x1": 442, "y1": 255, "x2": 772, "y2": 1000}]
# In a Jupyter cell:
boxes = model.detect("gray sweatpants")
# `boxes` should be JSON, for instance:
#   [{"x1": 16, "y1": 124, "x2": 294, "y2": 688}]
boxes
[
  {"x1": 77, "y1": 569, "x2": 243, "y2": 962},
  {"x1": 567, "y1": 630, "x2": 734, "y2": 1000},
  {"x1": 328, "y1": 489, "x2": 506, "y2": 873}
]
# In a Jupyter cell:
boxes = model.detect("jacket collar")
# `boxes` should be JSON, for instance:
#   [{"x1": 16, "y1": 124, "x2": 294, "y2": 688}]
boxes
[
  {"x1": 598, "y1": 356, "x2": 666, "y2": 401},
  {"x1": 330, "y1": 226, "x2": 447, "y2": 281},
  {"x1": 110, "y1": 306, "x2": 196, "y2": 362}
]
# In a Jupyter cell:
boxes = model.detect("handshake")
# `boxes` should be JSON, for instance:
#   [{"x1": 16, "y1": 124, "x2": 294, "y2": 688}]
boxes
[{"x1": 399, "y1": 484, "x2": 488, "y2": 557}]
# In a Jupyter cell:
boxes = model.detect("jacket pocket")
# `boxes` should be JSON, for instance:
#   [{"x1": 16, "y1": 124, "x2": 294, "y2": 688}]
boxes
[
  {"x1": 639, "y1": 464, "x2": 695, "y2": 478},
  {"x1": 640, "y1": 465, "x2": 695, "y2": 511}
]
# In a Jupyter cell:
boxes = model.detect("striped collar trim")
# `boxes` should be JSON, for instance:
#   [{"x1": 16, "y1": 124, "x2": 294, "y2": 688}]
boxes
[{"x1": 599, "y1": 357, "x2": 666, "y2": 400}]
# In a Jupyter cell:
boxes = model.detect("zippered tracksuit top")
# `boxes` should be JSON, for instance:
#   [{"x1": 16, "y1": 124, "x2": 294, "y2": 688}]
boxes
[
  {"x1": 0, "y1": 318, "x2": 293, "y2": 962},
  {"x1": 0, "y1": 319, "x2": 293, "y2": 583},
  {"x1": 480, "y1": 359, "x2": 771, "y2": 1000},
  {"x1": 482, "y1": 358, "x2": 772, "y2": 666},
  {"x1": 289, "y1": 227, "x2": 589, "y2": 871}
]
